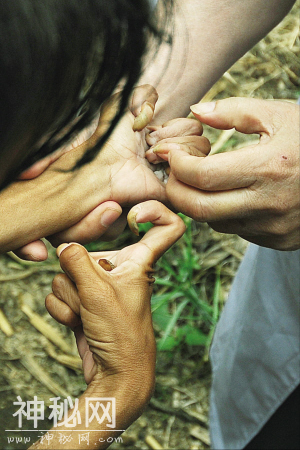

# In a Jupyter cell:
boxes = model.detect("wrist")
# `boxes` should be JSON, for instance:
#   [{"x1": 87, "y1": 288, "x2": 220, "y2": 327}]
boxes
[{"x1": 91, "y1": 350, "x2": 156, "y2": 411}]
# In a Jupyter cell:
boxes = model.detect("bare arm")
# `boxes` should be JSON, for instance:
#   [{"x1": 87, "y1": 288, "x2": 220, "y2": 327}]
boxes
[
  {"x1": 29, "y1": 201, "x2": 185, "y2": 449},
  {"x1": 141, "y1": 0, "x2": 296, "y2": 121}
]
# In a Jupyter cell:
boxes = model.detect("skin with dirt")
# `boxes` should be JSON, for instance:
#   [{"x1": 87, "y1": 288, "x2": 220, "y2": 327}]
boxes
[{"x1": 0, "y1": 5, "x2": 299, "y2": 449}]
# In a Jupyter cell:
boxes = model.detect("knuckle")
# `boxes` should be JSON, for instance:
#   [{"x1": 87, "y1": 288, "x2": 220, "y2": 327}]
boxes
[
  {"x1": 60, "y1": 243, "x2": 87, "y2": 263},
  {"x1": 51, "y1": 273, "x2": 69, "y2": 296},
  {"x1": 187, "y1": 197, "x2": 212, "y2": 222},
  {"x1": 171, "y1": 213, "x2": 187, "y2": 235},
  {"x1": 193, "y1": 159, "x2": 212, "y2": 190},
  {"x1": 183, "y1": 118, "x2": 203, "y2": 135},
  {"x1": 264, "y1": 217, "x2": 291, "y2": 238}
]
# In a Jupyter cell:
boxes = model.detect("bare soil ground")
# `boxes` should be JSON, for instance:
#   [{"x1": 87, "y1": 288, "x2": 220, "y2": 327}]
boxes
[{"x1": 0, "y1": 3, "x2": 299, "y2": 449}]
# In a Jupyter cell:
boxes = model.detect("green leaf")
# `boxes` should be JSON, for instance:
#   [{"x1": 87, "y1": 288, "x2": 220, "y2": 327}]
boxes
[
  {"x1": 157, "y1": 299, "x2": 189, "y2": 351},
  {"x1": 184, "y1": 326, "x2": 208, "y2": 346},
  {"x1": 157, "y1": 336, "x2": 180, "y2": 351}
]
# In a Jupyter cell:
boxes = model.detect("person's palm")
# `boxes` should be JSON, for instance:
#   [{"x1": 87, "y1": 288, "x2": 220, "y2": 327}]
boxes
[{"x1": 95, "y1": 103, "x2": 167, "y2": 206}]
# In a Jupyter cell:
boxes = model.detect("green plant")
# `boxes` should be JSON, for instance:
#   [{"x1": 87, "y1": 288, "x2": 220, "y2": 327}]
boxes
[{"x1": 151, "y1": 214, "x2": 219, "y2": 353}]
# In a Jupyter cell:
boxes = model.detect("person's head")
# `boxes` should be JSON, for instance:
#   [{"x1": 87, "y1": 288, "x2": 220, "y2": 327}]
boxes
[{"x1": 0, "y1": 0, "x2": 172, "y2": 190}]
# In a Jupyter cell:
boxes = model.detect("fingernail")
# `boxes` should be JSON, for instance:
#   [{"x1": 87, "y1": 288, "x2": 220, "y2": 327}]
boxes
[
  {"x1": 145, "y1": 150, "x2": 165, "y2": 164},
  {"x1": 152, "y1": 143, "x2": 181, "y2": 154},
  {"x1": 127, "y1": 206, "x2": 141, "y2": 236},
  {"x1": 57, "y1": 243, "x2": 72, "y2": 257},
  {"x1": 98, "y1": 259, "x2": 115, "y2": 271},
  {"x1": 190, "y1": 102, "x2": 216, "y2": 115},
  {"x1": 100, "y1": 208, "x2": 121, "y2": 228},
  {"x1": 146, "y1": 133, "x2": 158, "y2": 146}
]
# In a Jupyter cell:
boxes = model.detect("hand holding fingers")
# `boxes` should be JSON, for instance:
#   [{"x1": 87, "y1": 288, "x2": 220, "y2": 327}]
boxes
[
  {"x1": 47, "y1": 201, "x2": 122, "y2": 247},
  {"x1": 146, "y1": 117, "x2": 203, "y2": 147},
  {"x1": 146, "y1": 135, "x2": 211, "y2": 164},
  {"x1": 54, "y1": 201, "x2": 185, "y2": 307},
  {"x1": 85, "y1": 200, "x2": 186, "y2": 271},
  {"x1": 45, "y1": 201, "x2": 184, "y2": 382},
  {"x1": 166, "y1": 98, "x2": 300, "y2": 250},
  {"x1": 13, "y1": 240, "x2": 49, "y2": 261},
  {"x1": 124, "y1": 200, "x2": 186, "y2": 266}
]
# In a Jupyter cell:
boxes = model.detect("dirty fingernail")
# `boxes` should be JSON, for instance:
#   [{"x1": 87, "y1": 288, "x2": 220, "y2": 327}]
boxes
[
  {"x1": 98, "y1": 259, "x2": 115, "y2": 271},
  {"x1": 152, "y1": 143, "x2": 181, "y2": 154},
  {"x1": 127, "y1": 209, "x2": 140, "y2": 236}
]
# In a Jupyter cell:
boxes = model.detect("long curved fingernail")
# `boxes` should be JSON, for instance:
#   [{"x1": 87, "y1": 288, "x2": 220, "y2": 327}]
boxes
[
  {"x1": 127, "y1": 209, "x2": 139, "y2": 236},
  {"x1": 133, "y1": 102, "x2": 154, "y2": 131}
]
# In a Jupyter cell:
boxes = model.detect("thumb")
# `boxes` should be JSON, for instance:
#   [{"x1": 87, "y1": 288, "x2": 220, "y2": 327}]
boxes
[
  {"x1": 57, "y1": 243, "x2": 106, "y2": 290},
  {"x1": 190, "y1": 97, "x2": 280, "y2": 136},
  {"x1": 127, "y1": 200, "x2": 186, "y2": 266}
]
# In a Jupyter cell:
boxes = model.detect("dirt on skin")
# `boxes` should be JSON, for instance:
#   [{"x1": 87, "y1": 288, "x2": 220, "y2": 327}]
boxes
[{"x1": 0, "y1": 3, "x2": 299, "y2": 449}]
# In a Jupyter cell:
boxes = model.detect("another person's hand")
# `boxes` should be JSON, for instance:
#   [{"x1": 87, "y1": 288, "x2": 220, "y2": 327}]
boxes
[
  {"x1": 12, "y1": 85, "x2": 157, "y2": 260},
  {"x1": 152, "y1": 97, "x2": 300, "y2": 251},
  {"x1": 27, "y1": 201, "x2": 184, "y2": 449},
  {"x1": 46, "y1": 200, "x2": 185, "y2": 387},
  {"x1": 12, "y1": 86, "x2": 203, "y2": 261}
]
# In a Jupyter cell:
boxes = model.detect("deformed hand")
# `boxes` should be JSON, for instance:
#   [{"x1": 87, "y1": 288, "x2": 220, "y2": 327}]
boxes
[{"x1": 45, "y1": 200, "x2": 186, "y2": 384}]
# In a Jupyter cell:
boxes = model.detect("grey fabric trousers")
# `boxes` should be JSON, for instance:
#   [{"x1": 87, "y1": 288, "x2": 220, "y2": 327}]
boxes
[{"x1": 209, "y1": 245, "x2": 300, "y2": 449}]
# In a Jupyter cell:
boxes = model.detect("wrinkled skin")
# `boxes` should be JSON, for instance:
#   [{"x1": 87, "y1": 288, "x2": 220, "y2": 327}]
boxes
[
  {"x1": 45, "y1": 200, "x2": 186, "y2": 383},
  {"x1": 12, "y1": 85, "x2": 204, "y2": 260},
  {"x1": 150, "y1": 98, "x2": 300, "y2": 251}
]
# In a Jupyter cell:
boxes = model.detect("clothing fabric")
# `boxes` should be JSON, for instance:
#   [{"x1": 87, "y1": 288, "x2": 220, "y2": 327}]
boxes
[
  {"x1": 209, "y1": 244, "x2": 300, "y2": 449},
  {"x1": 244, "y1": 384, "x2": 300, "y2": 449}
]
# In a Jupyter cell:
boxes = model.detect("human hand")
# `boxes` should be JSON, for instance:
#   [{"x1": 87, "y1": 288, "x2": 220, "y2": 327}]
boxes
[
  {"x1": 11, "y1": 85, "x2": 159, "y2": 261},
  {"x1": 145, "y1": 117, "x2": 210, "y2": 164},
  {"x1": 154, "y1": 97, "x2": 300, "y2": 250},
  {"x1": 13, "y1": 113, "x2": 122, "y2": 261},
  {"x1": 12, "y1": 86, "x2": 203, "y2": 261},
  {"x1": 45, "y1": 200, "x2": 185, "y2": 386}
]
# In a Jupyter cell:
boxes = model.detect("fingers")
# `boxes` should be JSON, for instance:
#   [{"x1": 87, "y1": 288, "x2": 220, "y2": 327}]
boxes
[
  {"x1": 146, "y1": 135, "x2": 210, "y2": 164},
  {"x1": 48, "y1": 202, "x2": 122, "y2": 247},
  {"x1": 132, "y1": 102, "x2": 155, "y2": 132},
  {"x1": 130, "y1": 85, "x2": 158, "y2": 116},
  {"x1": 131, "y1": 85, "x2": 158, "y2": 131},
  {"x1": 166, "y1": 145, "x2": 260, "y2": 191},
  {"x1": 56, "y1": 243, "x2": 111, "y2": 306},
  {"x1": 73, "y1": 325, "x2": 97, "y2": 384},
  {"x1": 13, "y1": 240, "x2": 48, "y2": 262},
  {"x1": 127, "y1": 200, "x2": 186, "y2": 266},
  {"x1": 46, "y1": 293, "x2": 81, "y2": 328},
  {"x1": 45, "y1": 273, "x2": 81, "y2": 327},
  {"x1": 190, "y1": 97, "x2": 289, "y2": 136},
  {"x1": 166, "y1": 171, "x2": 260, "y2": 222},
  {"x1": 146, "y1": 118, "x2": 203, "y2": 147}
]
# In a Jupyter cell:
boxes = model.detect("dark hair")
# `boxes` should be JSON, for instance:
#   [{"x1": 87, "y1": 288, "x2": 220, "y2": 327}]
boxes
[{"x1": 0, "y1": 0, "x2": 172, "y2": 190}]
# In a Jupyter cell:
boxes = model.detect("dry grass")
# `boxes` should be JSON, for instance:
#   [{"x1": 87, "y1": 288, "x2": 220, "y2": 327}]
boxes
[{"x1": 0, "y1": 3, "x2": 299, "y2": 449}]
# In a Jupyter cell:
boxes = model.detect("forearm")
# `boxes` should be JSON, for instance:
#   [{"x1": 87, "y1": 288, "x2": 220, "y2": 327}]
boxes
[
  {"x1": 0, "y1": 149, "x2": 110, "y2": 253},
  {"x1": 29, "y1": 370, "x2": 154, "y2": 450},
  {"x1": 141, "y1": 0, "x2": 296, "y2": 122}
]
